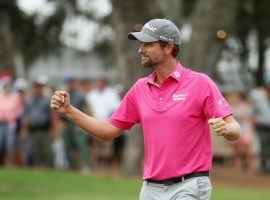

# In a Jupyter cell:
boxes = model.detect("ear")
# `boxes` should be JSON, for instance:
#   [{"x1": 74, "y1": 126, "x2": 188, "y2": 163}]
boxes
[{"x1": 164, "y1": 43, "x2": 174, "y2": 55}]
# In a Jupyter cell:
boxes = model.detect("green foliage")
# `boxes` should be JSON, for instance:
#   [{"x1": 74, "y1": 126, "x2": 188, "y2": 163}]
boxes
[
  {"x1": 182, "y1": 0, "x2": 197, "y2": 17},
  {"x1": 0, "y1": 0, "x2": 98, "y2": 67},
  {"x1": 1, "y1": 0, "x2": 270, "y2": 81},
  {"x1": 13, "y1": 7, "x2": 66, "y2": 65},
  {"x1": 93, "y1": 38, "x2": 116, "y2": 68},
  {"x1": 1, "y1": 1, "x2": 66, "y2": 66}
]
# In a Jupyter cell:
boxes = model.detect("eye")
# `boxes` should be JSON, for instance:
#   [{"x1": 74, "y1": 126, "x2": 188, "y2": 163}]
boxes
[{"x1": 143, "y1": 42, "x2": 155, "y2": 47}]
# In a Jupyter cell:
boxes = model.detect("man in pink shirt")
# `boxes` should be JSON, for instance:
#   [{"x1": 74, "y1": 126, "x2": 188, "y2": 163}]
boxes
[{"x1": 51, "y1": 18, "x2": 241, "y2": 200}]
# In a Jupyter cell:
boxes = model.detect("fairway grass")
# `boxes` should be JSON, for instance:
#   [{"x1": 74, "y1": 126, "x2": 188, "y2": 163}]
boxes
[
  {"x1": 0, "y1": 168, "x2": 140, "y2": 200},
  {"x1": 0, "y1": 168, "x2": 269, "y2": 200}
]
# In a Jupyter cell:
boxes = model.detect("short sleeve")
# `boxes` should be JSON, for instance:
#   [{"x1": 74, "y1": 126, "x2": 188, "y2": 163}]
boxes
[
  {"x1": 199, "y1": 74, "x2": 233, "y2": 119},
  {"x1": 109, "y1": 85, "x2": 140, "y2": 131}
]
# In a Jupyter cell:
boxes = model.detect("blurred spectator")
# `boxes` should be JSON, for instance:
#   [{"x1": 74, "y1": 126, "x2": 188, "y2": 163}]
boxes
[
  {"x1": 51, "y1": 116, "x2": 67, "y2": 170},
  {"x1": 226, "y1": 91, "x2": 256, "y2": 172},
  {"x1": 0, "y1": 76, "x2": 21, "y2": 166},
  {"x1": 78, "y1": 78, "x2": 95, "y2": 170},
  {"x1": 13, "y1": 78, "x2": 30, "y2": 166},
  {"x1": 49, "y1": 86, "x2": 68, "y2": 170},
  {"x1": 79, "y1": 78, "x2": 93, "y2": 95},
  {"x1": 112, "y1": 83, "x2": 126, "y2": 171},
  {"x1": 23, "y1": 75, "x2": 55, "y2": 167},
  {"x1": 62, "y1": 75, "x2": 90, "y2": 173},
  {"x1": 250, "y1": 85, "x2": 270, "y2": 173},
  {"x1": 86, "y1": 77, "x2": 121, "y2": 171}
]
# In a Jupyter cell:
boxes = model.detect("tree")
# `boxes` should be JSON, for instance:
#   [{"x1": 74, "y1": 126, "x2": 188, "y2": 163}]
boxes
[
  {"x1": 181, "y1": 0, "x2": 241, "y2": 80},
  {"x1": 253, "y1": 0, "x2": 270, "y2": 86},
  {"x1": 0, "y1": 1, "x2": 16, "y2": 75},
  {"x1": 110, "y1": 0, "x2": 166, "y2": 175},
  {"x1": 0, "y1": 0, "x2": 95, "y2": 77}
]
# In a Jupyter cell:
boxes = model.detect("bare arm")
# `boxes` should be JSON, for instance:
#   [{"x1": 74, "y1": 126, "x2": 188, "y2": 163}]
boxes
[
  {"x1": 51, "y1": 91, "x2": 122, "y2": 141},
  {"x1": 209, "y1": 115, "x2": 241, "y2": 141}
]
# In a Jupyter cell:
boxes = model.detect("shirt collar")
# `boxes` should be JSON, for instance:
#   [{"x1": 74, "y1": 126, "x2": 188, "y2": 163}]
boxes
[{"x1": 146, "y1": 61, "x2": 185, "y2": 86}]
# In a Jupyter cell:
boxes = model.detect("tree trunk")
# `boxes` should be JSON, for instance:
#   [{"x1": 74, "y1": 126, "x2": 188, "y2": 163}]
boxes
[
  {"x1": 0, "y1": 10, "x2": 15, "y2": 76},
  {"x1": 256, "y1": 32, "x2": 266, "y2": 86},
  {"x1": 156, "y1": 0, "x2": 184, "y2": 24},
  {"x1": 181, "y1": 0, "x2": 240, "y2": 79},
  {"x1": 253, "y1": 0, "x2": 270, "y2": 86},
  {"x1": 121, "y1": 125, "x2": 144, "y2": 175},
  {"x1": 110, "y1": 0, "x2": 162, "y2": 175}
]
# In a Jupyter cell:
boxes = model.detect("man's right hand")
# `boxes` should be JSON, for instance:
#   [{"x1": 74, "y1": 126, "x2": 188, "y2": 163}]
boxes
[{"x1": 51, "y1": 91, "x2": 71, "y2": 115}]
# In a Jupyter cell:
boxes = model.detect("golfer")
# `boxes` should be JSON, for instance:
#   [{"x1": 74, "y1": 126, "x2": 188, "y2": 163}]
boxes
[{"x1": 51, "y1": 18, "x2": 241, "y2": 200}]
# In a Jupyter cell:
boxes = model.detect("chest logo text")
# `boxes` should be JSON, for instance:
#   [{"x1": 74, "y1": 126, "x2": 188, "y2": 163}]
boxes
[{"x1": 172, "y1": 93, "x2": 188, "y2": 101}]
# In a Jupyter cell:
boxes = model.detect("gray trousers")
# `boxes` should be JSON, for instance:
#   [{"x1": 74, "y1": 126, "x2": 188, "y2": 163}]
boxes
[{"x1": 140, "y1": 177, "x2": 212, "y2": 200}]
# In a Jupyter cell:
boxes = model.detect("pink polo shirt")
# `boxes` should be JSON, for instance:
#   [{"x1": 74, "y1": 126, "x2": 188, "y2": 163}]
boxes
[{"x1": 109, "y1": 61, "x2": 233, "y2": 180}]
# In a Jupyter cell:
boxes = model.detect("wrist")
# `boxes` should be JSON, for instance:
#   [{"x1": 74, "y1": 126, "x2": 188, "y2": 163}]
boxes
[
  {"x1": 64, "y1": 105, "x2": 74, "y2": 117},
  {"x1": 223, "y1": 123, "x2": 239, "y2": 141},
  {"x1": 225, "y1": 123, "x2": 232, "y2": 136}
]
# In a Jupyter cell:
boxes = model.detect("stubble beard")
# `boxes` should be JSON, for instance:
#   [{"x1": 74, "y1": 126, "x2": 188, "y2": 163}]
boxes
[{"x1": 141, "y1": 56, "x2": 158, "y2": 68}]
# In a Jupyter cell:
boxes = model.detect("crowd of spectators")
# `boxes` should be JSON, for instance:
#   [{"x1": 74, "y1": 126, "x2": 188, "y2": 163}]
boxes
[{"x1": 0, "y1": 71, "x2": 270, "y2": 174}]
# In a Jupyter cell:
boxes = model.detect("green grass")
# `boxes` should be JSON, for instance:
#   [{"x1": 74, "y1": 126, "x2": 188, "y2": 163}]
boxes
[
  {"x1": 0, "y1": 168, "x2": 269, "y2": 200},
  {"x1": 0, "y1": 168, "x2": 140, "y2": 200},
  {"x1": 212, "y1": 187, "x2": 270, "y2": 200}
]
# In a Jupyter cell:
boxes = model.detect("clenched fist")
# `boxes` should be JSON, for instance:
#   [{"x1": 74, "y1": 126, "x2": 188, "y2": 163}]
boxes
[
  {"x1": 51, "y1": 91, "x2": 71, "y2": 115},
  {"x1": 208, "y1": 118, "x2": 229, "y2": 137}
]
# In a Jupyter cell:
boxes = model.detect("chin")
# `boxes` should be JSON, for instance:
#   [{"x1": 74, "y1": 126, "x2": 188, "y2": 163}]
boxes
[{"x1": 141, "y1": 60, "x2": 154, "y2": 68}]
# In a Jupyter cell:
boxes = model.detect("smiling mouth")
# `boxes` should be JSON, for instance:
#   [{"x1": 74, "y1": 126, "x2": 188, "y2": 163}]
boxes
[{"x1": 142, "y1": 56, "x2": 149, "y2": 60}]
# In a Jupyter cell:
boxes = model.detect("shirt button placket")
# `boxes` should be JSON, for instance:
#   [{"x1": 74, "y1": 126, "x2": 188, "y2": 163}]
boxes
[{"x1": 157, "y1": 90, "x2": 164, "y2": 110}]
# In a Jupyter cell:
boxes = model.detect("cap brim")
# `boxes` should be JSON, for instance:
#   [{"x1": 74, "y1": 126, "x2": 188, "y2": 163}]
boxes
[{"x1": 128, "y1": 32, "x2": 158, "y2": 43}]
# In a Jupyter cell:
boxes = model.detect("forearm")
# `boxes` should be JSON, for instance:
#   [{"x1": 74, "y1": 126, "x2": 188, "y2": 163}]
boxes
[{"x1": 64, "y1": 105, "x2": 121, "y2": 141}]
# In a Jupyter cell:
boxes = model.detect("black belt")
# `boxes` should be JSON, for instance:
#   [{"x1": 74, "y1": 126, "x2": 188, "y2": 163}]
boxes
[{"x1": 146, "y1": 171, "x2": 210, "y2": 186}]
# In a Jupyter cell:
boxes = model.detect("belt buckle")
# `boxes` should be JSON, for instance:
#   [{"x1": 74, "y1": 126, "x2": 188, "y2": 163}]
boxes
[{"x1": 181, "y1": 176, "x2": 185, "y2": 182}]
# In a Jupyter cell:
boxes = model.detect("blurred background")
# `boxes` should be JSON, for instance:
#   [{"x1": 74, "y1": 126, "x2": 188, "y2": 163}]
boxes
[{"x1": 0, "y1": 0, "x2": 270, "y2": 199}]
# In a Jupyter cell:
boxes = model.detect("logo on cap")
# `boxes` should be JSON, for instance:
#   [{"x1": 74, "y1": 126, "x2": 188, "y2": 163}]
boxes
[
  {"x1": 160, "y1": 36, "x2": 173, "y2": 42},
  {"x1": 144, "y1": 23, "x2": 157, "y2": 32}
]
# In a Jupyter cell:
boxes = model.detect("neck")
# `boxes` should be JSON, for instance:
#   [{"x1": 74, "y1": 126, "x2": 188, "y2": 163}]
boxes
[{"x1": 155, "y1": 58, "x2": 177, "y2": 86}]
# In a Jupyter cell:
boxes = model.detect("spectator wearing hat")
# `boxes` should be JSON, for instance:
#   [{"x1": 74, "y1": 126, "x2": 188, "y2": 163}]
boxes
[
  {"x1": 61, "y1": 75, "x2": 90, "y2": 173},
  {"x1": 86, "y1": 77, "x2": 121, "y2": 171},
  {"x1": 13, "y1": 78, "x2": 30, "y2": 166},
  {"x1": 226, "y1": 91, "x2": 256, "y2": 172},
  {"x1": 0, "y1": 76, "x2": 21, "y2": 165},
  {"x1": 250, "y1": 83, "x2": 270, "y2": 173},
  {"x1": 22, "y1": 75, "x2": 55, "y2": 167}
]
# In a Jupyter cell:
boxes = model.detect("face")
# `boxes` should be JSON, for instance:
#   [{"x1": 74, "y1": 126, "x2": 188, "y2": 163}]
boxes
[
  {"x1": 2, "y1": 83, "x2": 11, "y2": 94},
  {"x1": 34, "y1": 84, "x2": 44, "y2": 96},
  {"x1": 65, "y1": 81, "x2": 77, "y2": 90},
  {"x1": 138, "y1": 42, "x2": 165, "y2": 68},
  {"x1": 95, "y1": 79, "x2": 106, "y2": 90}
]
